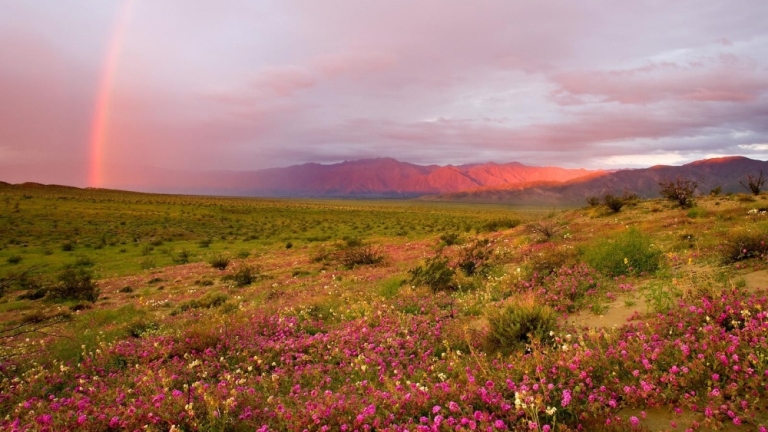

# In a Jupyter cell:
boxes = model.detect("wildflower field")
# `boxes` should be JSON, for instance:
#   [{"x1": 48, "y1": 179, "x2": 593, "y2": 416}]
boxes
[{"x1": 3, "y1": 183, "x2": 768, "y2": 431}]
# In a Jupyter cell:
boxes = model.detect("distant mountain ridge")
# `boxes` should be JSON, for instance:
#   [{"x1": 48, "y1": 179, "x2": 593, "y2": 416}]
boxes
[
  {"x1": 2, "y1": 156, "x2": 766, "y2": 204},
  {"x1": 429, "y1": 156, "x2": 768, "y2": 205}
]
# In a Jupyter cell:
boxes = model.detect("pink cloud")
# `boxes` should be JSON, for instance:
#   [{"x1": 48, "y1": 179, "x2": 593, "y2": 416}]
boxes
[{"x1": 551, "y1": 57, "x2": 768, "y2": 105}]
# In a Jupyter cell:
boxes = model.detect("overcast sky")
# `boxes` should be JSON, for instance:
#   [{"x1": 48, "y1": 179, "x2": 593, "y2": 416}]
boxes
[{"x1": 2, "y1": 1, "x2": 768, "y2": 186}]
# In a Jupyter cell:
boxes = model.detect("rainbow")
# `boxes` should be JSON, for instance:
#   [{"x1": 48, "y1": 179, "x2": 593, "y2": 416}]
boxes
[{"x1": 88, "y1": 0, "x2": 135, "y2": 188}]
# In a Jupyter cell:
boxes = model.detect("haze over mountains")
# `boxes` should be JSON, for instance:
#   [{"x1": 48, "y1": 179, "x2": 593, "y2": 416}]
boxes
[{"x1": 2, "y1": 156, "x2": 767, "y2": 205}]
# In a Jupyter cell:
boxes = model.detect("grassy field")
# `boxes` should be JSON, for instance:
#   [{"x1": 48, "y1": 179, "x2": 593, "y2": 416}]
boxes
[{"x1": 3, "y1": 183, "x2": 768, "y2": 430}]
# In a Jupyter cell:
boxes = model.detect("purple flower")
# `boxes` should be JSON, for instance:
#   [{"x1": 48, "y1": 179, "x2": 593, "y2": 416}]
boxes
[
  {"x1": 630, "y1": 416, "x2": 639, "y2": 427},
  {"x1": 561, "y1": 389, "x2": 572, "y2": 407}
]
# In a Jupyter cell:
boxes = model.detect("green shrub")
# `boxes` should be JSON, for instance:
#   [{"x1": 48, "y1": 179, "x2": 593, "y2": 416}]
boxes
[
  {"x1": 125, "y1": 319, "x2": 159, "y2": 338},
  {"x1": 61, "y1": 241, "x2": 74, "y2": 252},
  {"x1": 642, "y1": 280, "x2": 681, "y2": 314},
  {"x1": 173, "y1": 292, "x2": 229, "y2": 315},
  {"x1": 172, "y1": 249, "x2": 190, "y2": 264},
  {"x1": 486, "y1": 296, "x2": 558, "y2": 353},
  {"x1": 603, "y1": 194, "x2": 625, "y2": 213},
  {"x1": 686, "y1": 206, "x2": 707, "y2": 219},
  {"x1": 525, "y1": 243, "x2": 578, "y2": 277},
  {"x1": 480, "y1": 217, "x2": 520, "y2": 233},
  {"x1": 232, "y1": 264, "x2": 260, "y2": 287},
  {"x1": 582, "y1": 227, "x2": 662, "y2": 276},
  {"x1": 6, "y1": 255, "x2": 22, "y2": 265},
  {"x1": 48, "y1": 267, "x2": 100, "y2": 302},
  {"x1": 439, "y1": 232, "x2": 461, "y2": 246},
  {"x1": 720, "y1": 230, "x2": 768, "y2": 263},
  {"x1": 409, "y1": 255, "x2": 456, "y2": 292},
  {"x1": 208, "y1": 254, "x2": 230, "y2": 270},
  {"x1": 586, "y1": 196, "x2": 601, "y2": 207}
]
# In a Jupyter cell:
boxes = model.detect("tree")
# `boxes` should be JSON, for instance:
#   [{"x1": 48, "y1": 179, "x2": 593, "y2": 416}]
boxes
[
  {"x1": 740, "y1": 170, "x2": 766, "y2": 196},
  {"x1": 658, "y1": 177, "x2": 698, "y2": 208}
]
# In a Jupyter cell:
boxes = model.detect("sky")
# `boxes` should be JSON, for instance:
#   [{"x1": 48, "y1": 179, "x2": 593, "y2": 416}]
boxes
[{"x1": 1, "y1": 0, "x2": 768, "y2": 187}]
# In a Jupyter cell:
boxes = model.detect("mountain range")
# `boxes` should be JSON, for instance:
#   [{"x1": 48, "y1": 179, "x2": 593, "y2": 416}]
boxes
[{"x1": 2, "y1": 156, "x2": 767, "y2": 204}]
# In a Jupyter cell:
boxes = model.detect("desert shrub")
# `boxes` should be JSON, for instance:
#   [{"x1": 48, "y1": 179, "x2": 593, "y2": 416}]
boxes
[
  {"x1": 586, "y1": 196, "x2": 601, "y2": 207},
  {"x1": 285, "y1": 241, "x2": 293, "y2": 249},
  {"x1": 439, "y1": 232, "x2": 461, "y2": 246},
  {"x1": 409, "y1": 254, "x2": 456, "y2": 292},
  {"x1": 456, "y1": 238, "x2": 494, "y2": 276},
  {"x1": 339, "y1": 244, "x2": 384, "y2": 268},
  {"x1": 232, "y1": 264, "x2": 260, "y2": 287},
  {"x1": 480, "y1": 217, "x2": 520, "y2": 232},
  {"x1": 720, "y1": 230, "x2": 768, "y2": 263},
  {"x1": 6, "y1": 255, "x2": 22, "y2": 265},
  {"x1": 48, "y1": 267, "x2": 100, "y2": 302},
  {"x1": 173, "y1": 292, "x2": 229, "y2": 315},
  {"x1": 139, "y1": 257, "x2": 157, "y2": 270},
  {"x1": 603, "y1": 194, "x2": 625, "y2": 213},
  {"x1": 124, "y1": 319, "x2": 159, "y2": 338},
  {"x1": 686, "y1": 206, "x2": 707, "y2": 219},
  {"x1": 523, "y1": 242, "x2": 578, "y2": 277},
  {"x1": 236, "y1": 249, "x2": 250, "y2": 259},
  {"x1": 17, "y1": 288, "x2": 47, "y2": 301},
  {"x1": 515, "y1": 263, "x2": 602, "y2": 313},
  {"x1": 198, "y1": 238, "x2": 212, "y2": 248},
  {"x1": 208, "y1": 254, "x2": 230, "y2": 270},
  {"x1": 486, "y1": 296, "x2": 557, "y2": 353},
  {"x1": 73, "y1": 256, "x2": 94, "y2": 267},
  {"x1": 526, "y1": 220, "x2": 566, "y2": 242},
  {"x1": 710, "y1": 186, "x2": 722, "y2": 196},
  {"x1": 582, "y1": 227, "x2": 662, "y2": 276},
  {"x1": 740, "y1": 170, "x2": 766, "y2": 195},
  {"x1": 659, "y1": 177, "x2": 698, "y2": 208},
  {"x1": 118, "y1": 286, "x2": 133, "y2": 293},
  {"x1": 61, "y1": 241, "x2": 74, "y2": 252},
  {"x1": 172, "y1": 249, "x2": 190, "y2": 264}
]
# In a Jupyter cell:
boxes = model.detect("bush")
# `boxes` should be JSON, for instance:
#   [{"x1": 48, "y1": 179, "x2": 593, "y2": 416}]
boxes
[
  {"x1": 524, "y1": 243, "x2": 578, "y2": 277},
  {"x1": 486, "y1": 296, "x2": 558, "y2": 353},
  {"x1": 208, "y1": 254, "x2": 230, "y2": 270},
  {"x1": 48, "y1": 267, "x2": 100, "y2": 302},
  {"x1": 173, "y1": 292, "x2": 229, "y2": 315},
  {"x1": 526, "y1": 220, "x2": 565, "y2": 242},
  {"x1": 61, "y1": 241, "x2": 74, "y2": 252},
  {"x1": 515, "y1": 263, "x2": 601, "y2": 313},
  {"x1": 586, "y1": 196, "x2": 601, "y2": 207},
  {"x1": 6, "y1": 255, "x2": 22, "y2": 265},
  {"x1": 710, "y1": 186, "x2": 722, "y2": 196},
  {"x1": 339, "y1": 244, "x2": 384, "y2": 268},
  {"x1": 479, "y1": 217, "x2": 520, "y2": 232},
  {"x1": 172, "y1": 249, "x2": 190, "y2": 264},
  {"x1": 582, "y1": 227, "x2": 662, "y2": 276},
  {"x1": 409, "y1": 254, "x2": 456, "y2": 292},
  {"x1": 720, "y1": 230, "x2": 768, "y2": 263},
  {"x1": 439, "y1": 232, "x2": 461, "y2": 246},
  {"x1": 740, "y1": 170, "x2": 765, "y2": 195},
  {"x1": 659, "y1": 177, "x2": 698, "y2": 208},
  {"x1": 456, "y1": 238, "x2": 493, "y2": 276},
  {"x1": 603, "y1": 194, "x2": 625, "y2": 213},
  {"x1": 232, "y1": 264, "x2": 260, "y2": 287}
]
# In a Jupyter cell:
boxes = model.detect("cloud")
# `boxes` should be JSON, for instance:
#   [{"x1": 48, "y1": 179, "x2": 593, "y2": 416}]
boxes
[{"x1": 551, "y1": 56, "x2": 768, "y2": 105}]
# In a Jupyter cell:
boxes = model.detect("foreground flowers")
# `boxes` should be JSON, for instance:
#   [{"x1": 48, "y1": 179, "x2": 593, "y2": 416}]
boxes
[{"x1": 2, "y1": 288, "x2": 768, "y2": 430}]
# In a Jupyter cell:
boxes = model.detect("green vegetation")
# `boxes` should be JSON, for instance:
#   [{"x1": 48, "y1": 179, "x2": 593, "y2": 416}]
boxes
[{"x1": 582, "y1": 227, "x2": 662, "y2": 276}]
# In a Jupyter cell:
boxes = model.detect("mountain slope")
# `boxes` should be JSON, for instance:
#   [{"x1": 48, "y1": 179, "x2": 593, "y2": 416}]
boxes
[{"x1": 431, "y1": 156, "x2": 768, "y2": 205}]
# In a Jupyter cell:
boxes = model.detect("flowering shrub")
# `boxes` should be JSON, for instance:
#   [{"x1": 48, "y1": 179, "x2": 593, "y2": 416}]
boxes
[
  {"x1": 515, "y1": 263, "x2": 602, "y2": 313},
  {"x1": 720, "y1": 229, "x2": 768, "y2": 263}
]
